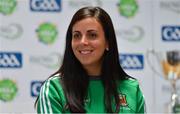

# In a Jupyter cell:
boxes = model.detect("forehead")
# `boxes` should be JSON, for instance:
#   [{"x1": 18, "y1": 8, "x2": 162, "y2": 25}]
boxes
[{"x1": 72, "y1": 17, "x2": 103, "y2": 32}]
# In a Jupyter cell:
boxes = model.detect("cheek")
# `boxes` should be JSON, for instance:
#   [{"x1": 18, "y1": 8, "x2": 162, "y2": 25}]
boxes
[
  {"x1": 94, "y1": 41, "x2": 106, "y2": 51},
  {"x1": 71, "y1": 42, "x2": 77, "y2": 54},
  {"x1": 93, "y1": 44, "x2": 106, "y2": 56},
  {"x1": 71, "y1": 40, "x2": 76, "y2": 49}
]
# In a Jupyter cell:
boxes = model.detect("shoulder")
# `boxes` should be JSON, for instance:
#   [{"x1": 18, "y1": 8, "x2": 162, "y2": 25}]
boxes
[
  {"x1": 118, "y1": 78, "x2": 143, "y2": 99},
  {"x1": 118, "y1": 78, "x2": 141, "y2": 100},
  {"x1": 38, "y1": 73, "x2": 66, "y2": 105},
  {"x1": 118, "y1": 78, "x2": 145, "y2": 112},
  {"x1": 119, "y1": 77, "x2": 140, "y2": 90},
  {"x1": 37, "y1": 74, "x2": 67, "y2": 113},
  {"x1": 40, "y1": 73, "x2": 64, "y2": 99},
  {"x1": 45, "y1": 73, "x2": 61, "y2": 84},
  {"x1": 42, "y1": 73, "x2": 63, "y2": 91}
]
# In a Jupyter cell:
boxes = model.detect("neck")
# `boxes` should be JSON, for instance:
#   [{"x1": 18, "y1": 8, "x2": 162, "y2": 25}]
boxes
[{"x1": 83, "y1": 64, "x2": 102, "y2": 76}]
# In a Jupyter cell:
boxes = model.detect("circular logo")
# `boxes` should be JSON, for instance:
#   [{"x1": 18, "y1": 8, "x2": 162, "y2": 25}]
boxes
[
  {"x1": 118, "y1": 0, "x2": 138, "y2": 18},
  {"x1": 0, "y1": 0, "x2": 17, "y2": 15},
  {"x1": 0, "y1": 79, "x2": 18, "y2": 102},
  {"x1": 0, "y1": 23, "x2": 23, "y2": 40},
  {"x1": 36, "y1": 23, "x2": 58, "y2": 45}
]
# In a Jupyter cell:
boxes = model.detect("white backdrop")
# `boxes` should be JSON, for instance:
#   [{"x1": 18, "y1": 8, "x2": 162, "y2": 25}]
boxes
[{"x1": 0, "y1": 0, "x2": 180, "y2": 113}]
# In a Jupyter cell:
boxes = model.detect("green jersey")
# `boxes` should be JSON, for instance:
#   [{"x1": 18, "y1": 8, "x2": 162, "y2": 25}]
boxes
[{"x1": 37, "y1": 75, "x2": 145, "y2": 113}]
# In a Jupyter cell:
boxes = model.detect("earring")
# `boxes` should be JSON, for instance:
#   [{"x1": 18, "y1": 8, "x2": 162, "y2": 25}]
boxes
[{"x1": 106, "y1": 48, "x2": 109, "y2": 51}]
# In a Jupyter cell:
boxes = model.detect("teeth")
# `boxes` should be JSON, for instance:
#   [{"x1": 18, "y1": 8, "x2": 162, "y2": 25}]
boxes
[{"x1": 80, "y1": 50, "x2": 92, "y2": 54}]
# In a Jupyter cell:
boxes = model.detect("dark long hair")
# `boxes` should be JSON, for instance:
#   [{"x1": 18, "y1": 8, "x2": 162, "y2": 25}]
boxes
[{"x1": 53, "y1": 7, "x2": 129, "y2": 113}]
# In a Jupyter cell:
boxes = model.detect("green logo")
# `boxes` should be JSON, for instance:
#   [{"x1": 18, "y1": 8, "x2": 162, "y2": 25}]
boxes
[
  {"x1": 0, "y1": 79, "x2": 18, "y2": 102},
  {"x1": 0, "y1": 0, "x2": 17, "y2": 15},
  {"x1": 36, "y1": 23, "x2": 58, "y2": 45},
  {"x1": 118, "y1": 0, "x2": 138, "y2": 18}
]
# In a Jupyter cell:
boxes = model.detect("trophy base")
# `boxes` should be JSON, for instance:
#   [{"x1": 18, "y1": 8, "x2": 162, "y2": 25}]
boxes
[
  {"x1": 166, "y1": 102, "x2": 180, "y2": 113},
  {"x1": 173, "y1": 104, "x2": 180, "y2": 113}
]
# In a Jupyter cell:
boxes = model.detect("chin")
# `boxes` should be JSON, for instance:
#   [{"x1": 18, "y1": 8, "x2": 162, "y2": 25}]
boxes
[{"x1": 79, "y1": 60, "x2": 94, "y2": 66}]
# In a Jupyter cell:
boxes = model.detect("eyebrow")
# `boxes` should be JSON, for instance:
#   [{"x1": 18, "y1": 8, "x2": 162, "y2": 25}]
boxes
[
  {"x1": 72, "y1": 31, "x2": 80, "y2": 34},
  {"x1": 72, "y1": 29, "x2": 98, "y2": 33},
  {"x1": 87, "y1": 30, "x2": 98, "y2": 33}
]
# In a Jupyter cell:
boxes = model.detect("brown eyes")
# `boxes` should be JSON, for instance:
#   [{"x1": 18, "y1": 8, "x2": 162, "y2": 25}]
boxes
[
  {"x1": 73, "y1": 33, "x2": 81, "y2": 39},
  {"x1": 72, "y1": 32, "x2": 98, "y2": 39},
  {"x1": 89, "y1": 33, "x2": 97, "y2": 38}
]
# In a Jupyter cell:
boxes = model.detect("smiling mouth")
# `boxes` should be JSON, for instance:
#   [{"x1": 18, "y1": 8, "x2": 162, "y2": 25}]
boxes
[{"x1": 79, "y1": 50, "x2": 93, "y2": 54}]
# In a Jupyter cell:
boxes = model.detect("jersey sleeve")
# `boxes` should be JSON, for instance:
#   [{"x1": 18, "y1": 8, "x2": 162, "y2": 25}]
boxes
[
  {"x1": 136, "y1": 84, "x2": 146, "y2": 113},
  {"x1": 37, "y1": 77, "x2": 64, "y2": 114}
]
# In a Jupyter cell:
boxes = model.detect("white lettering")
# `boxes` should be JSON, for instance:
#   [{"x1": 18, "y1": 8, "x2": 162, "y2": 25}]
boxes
[
  {"x1": 32, "y1": 83, "x2": 42, "y2": 95},
  {"x1": 121, "y1": 55, "x2": 143, "y2": 69},
  {"x1": 0, "y1": 54, "x2": 20, "y2": 67},
  {"x1": 31, "y1": 0, "x2": 60, "y2": 11},
  {"x1": 163, "y1": 27, "x2": 180, "y2": 40},
  {"x1": 163, "y1": 28, "x2": 172, "y2": 40},
  {"x1": 31, "y1": 0, "x2": 41, "y2": 10}
]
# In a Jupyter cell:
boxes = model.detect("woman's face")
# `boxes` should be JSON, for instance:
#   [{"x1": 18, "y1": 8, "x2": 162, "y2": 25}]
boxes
[{"x1": 71, "y1": 17, "x2": 108, "y2": 73}]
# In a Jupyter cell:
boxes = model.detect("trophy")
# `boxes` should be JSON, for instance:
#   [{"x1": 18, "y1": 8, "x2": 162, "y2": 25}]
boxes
[{"x1": 146, "y1": 50, "x2": 180, "y2": 113}]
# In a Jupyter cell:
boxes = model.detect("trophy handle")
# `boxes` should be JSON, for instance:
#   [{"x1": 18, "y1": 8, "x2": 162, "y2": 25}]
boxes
[{"x1": 146, "y1": 49, "x2": 164, "y2": 78}]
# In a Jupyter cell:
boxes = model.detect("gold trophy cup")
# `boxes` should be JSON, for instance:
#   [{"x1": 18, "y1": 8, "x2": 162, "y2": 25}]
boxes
[{"x1": 147, "y1": 50, "x2": 180, "y2": 113}]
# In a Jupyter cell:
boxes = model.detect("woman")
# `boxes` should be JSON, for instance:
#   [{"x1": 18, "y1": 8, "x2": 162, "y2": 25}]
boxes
[{"x1": 36, "y1": 6, "x2": 145, "y2": 113}]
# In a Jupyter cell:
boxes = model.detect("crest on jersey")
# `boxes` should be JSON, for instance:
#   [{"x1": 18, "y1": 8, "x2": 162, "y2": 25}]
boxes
[{"x1": 119, "y1": 94, "x2": 128, "y2": 106}]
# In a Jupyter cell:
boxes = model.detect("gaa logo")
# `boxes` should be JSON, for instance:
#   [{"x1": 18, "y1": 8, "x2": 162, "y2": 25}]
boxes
[
  {"x1": 162, "y1": 26, "x2": 180, "y2": 41},
  {"x1": 119, "y1": 53, "x2": 144, "y2": 70},
  {"x1": 0, "y1": 52, "x2": 22, "y2": 68},
  {"x1": 30, "y1": 0, "x2": 61, "y2": 12},
  {"x1": 31, "y1": 81, "x2": 43, "y2": 97}
]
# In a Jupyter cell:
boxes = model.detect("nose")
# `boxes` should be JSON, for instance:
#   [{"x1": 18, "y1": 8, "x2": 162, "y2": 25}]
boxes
[{"x1": 80, "y1": 35, "x2": 89, "y2": 45}]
